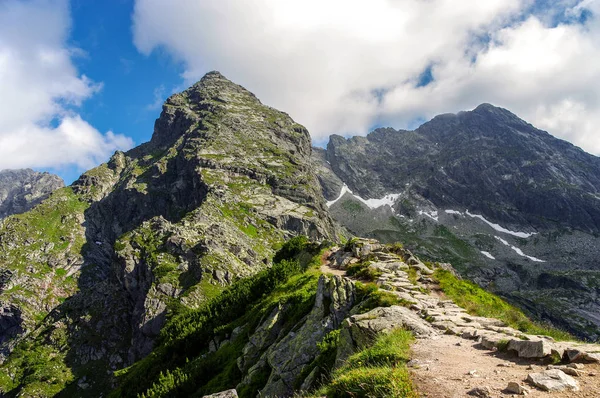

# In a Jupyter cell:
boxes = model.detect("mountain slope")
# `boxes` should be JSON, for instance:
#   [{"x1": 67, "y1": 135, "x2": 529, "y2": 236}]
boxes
[
  {"x1": 0, "y1": 169, "x2": 64, "y2": 219},
  {"x1": 317, "y1": 104, "x2": 600, "y2": 340},
  {"x1": 0, "y1": 72, "x2": 340, "y2": 397}
]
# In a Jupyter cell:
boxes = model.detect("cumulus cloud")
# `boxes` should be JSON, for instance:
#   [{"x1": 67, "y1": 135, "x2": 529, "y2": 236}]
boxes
[
  {"x1": 132, "y1": 0, "x2": 600, "y2": 154},
  {"x1": 0, "y1": 0, "x2": 133, "y2": 171}
]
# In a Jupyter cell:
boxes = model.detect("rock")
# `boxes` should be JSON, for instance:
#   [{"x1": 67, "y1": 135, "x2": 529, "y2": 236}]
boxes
[
  {"x1": 467, "y1": 386, "x2": 492, "y2": 397},
  {"x1": 505, "y1": 381, "x2": 528, "y2": 395},
  {"x1": 565, "y1": 349, "x2": 585, "y2": 363},
  {"x1": 526, "y1": 369, "x2": 579, "y2": 392},
  {"x1": 567, "y1": 363, "x2": 585, "y2": 369},
  {"x1": 547, "y1": 364, "x2": 582, "y2": 376},
  {"x1": 336, "y1": 305, "x2": 437, "y2": 368},
  {"x1": 507, "y1": 339, "x2": 554, "y2": 358},
  {"x1": 583, "y1": 352, "x2": 600, "y2": 362},
  {"x1": 202, "y1": 389, "x2": 238, "y2": 398}
]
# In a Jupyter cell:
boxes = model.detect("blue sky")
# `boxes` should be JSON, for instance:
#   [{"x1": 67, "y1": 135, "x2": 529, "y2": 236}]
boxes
[
  {"x1": 65, "y1": 0, "x2": 180, "y2": 182},
  {"x1": 1, "y1": 0, "x2": 600, "y2": 184}
]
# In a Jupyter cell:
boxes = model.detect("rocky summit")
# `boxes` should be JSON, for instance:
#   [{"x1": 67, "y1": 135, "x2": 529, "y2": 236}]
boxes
[
  {"x1": 316, "y1": 104, "x2": 600, "y2": 341},
  {"x1": 0, "y1": 169, "x2": 64, "y2": 219},
  {"x1": 0, "y1": 72, "x2": 339, "y2": 396},
  {"x1": 0, "y1": 72, "x2": 599, "y2": 398}
]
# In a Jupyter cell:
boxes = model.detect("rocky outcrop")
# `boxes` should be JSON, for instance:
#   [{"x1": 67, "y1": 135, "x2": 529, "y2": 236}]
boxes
[
  {"x1": 240, "y1": 275, "x2": 356, "y2": 397},
  {"x1": 336, "y1": 305, "x2": 436, "y2": 366},
  {"x1": 0, "y1": 169, "x2": 63, "y2": 219}
]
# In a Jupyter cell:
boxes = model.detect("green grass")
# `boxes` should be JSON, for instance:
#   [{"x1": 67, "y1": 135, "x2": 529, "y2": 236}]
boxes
[
  {"x1": 318, "y1": 329, "x2": 417, "y2": 398},
  {"x1": 433, "y1": 269, "x2": 574, "y2": 341},
  {"x1": 346, "y1": 261, "x2": 382, "y2": 281},
  {"x1": 407, "y1": 267, "x2": 418, "y2": 285},
  {"x1": 353, "y1": 282, "x2": 413, "y2": 314}
]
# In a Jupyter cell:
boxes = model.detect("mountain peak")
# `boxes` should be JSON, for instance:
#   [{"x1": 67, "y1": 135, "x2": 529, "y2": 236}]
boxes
[{"x1": 469, "y1": 103, "x2": 527, "y2": 125}]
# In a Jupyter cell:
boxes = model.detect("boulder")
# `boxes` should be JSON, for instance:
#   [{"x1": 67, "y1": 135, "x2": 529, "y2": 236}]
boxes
[
  {"x1": 202, "y1": 390, "x2": 238, "y2": 398},
  {"x1": 507, "y1": 339, "x2": 554, "y2": 358},
  {"x1": 526, "y1": 369, "x2": 579, "y2": 392}
]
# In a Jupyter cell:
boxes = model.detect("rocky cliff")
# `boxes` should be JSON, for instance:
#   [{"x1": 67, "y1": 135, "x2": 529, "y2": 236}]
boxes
[
  {"x1": 316, "y1": 104, "x2": 600, "y2": 341},
  {"x1": 0, "y1": 72, "x2": 340, "y2": 397},
  {"x1": 0, "y1": 169, "x2": 64, "y2": 219}
]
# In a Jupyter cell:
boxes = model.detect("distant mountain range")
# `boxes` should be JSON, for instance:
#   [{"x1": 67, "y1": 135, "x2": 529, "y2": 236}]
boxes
[
  {"x1": 0, "y1": 169, "x2": 64, "y2": 219},
  {"x1": 315, "y1": 103, "x2": 600, "y2": 340}
]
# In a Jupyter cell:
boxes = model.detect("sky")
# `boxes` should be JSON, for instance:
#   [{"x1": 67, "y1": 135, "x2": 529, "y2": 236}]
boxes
[{"x1": 1, "y1": 0, "x2": 600, "y2": 184}]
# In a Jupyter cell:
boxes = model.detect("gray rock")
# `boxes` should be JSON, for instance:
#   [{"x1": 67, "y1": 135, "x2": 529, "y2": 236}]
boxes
[
  {"x1": 526, "y1": 369, "x2": 579, "y2": 392},
  {"x1": 507, "y1": 339, "x2": 554, "y2": 358},
  {"x1": 505, "y1": 381, "x2": 528, "y2": 395},
  {"x1": 202, "y1": 389, "x2": 238, "y2": 398},
  {"x1": 467, "y1": 386, "x2": 492, "y2": 397}
]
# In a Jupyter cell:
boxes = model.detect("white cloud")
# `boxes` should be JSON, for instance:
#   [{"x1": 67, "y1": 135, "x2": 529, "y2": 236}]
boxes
[
  {"x1": 0, "y1": 0, "x2": 133, "y2": 171},
  {"x1": 146, "y1": 84, "x2": 166, "y2": 110},
  {"x1": 132, "y1": 0, "x2": 600, "y2": 154}
]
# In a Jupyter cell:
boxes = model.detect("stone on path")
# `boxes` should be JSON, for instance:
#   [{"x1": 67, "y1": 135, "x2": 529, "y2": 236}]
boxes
[
  {"x1": 526, "y1": 369, "x2": 579, "y2": 392},
  {"x1": 505, "y1": 381, "x2": 529, "y2": 395},
  {"x1": 202, "y1": 390, "x2": 238, "y2": 398}
]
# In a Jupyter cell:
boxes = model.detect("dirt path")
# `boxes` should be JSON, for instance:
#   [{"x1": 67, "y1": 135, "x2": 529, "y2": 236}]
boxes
[
  {"x1": 320, "y1": 248, "x2": 346, "y2": 276},
  {"x1": 325, "y1": 240, "x2": 600, "y2": 397},
  {"x1": 411, "y1": 333, "x2": 600, "y2": 397}
]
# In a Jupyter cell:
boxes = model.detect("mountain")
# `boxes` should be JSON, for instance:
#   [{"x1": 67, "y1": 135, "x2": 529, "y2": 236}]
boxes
[
  {"x1": 0, "y1": 169, "x2": 64, "y2": 219},
  {"x1": 1, "y1": 73, "x2": 599, "y2": 397},
  {"x1": 0, "y1": 72, "x2": 340, "y2": 396},
  {"x1": 317, "y1": 103, "x2": 600, "y2": 340}
]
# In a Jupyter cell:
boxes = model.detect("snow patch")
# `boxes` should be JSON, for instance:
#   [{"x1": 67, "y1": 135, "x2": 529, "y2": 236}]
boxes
[
  {"x1": 466, "y1": 210, "x2": 536, "y2": 238},
  {"x1": 326, "y1": 184, "x2": 353, "y2": 207},
  {"x1": 480, "y1": 251, "x2": 495, "y2": 260},
  {"x1": 494, "y1": 236, "x2": 545, "y2": 262},
  {"x1": 362, "y1": 193, "x2": 402, "y2": 209},
  {"x1": 326, "y1": 183, "x2": 400, "y2": 209},
  {"x1": 444, "y1": 209, "x2": 462, "y2": 215},
  {"x1": 418, "y1": 210, "x2": 439, "y2": 222}
]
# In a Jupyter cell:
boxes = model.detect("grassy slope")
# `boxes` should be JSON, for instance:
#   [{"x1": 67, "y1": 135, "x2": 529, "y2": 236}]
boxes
[
  {"x1": 111, "y1": 237, "x2": 420, "y2": 398},
  {"x1": 433, "y1": 269, "x2": 573, "y2": 341},
  {"x1": 315, "y1": 329, "x2": 417, "y2": 398}
]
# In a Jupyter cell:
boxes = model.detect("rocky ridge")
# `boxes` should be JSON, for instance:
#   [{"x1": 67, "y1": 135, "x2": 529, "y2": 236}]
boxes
[
  {"x1": 0, "y1": 72, "x2": 340, "y2": 396},
  {"x1": 199, "y1": 237, "x2": 600, "y2": 397},
  {"x1": 0, "y1": 169, "x2": 64, "y2": 219},
  {"x1": 315, "y1": 105, "x2": 600, "y2": 341}
]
